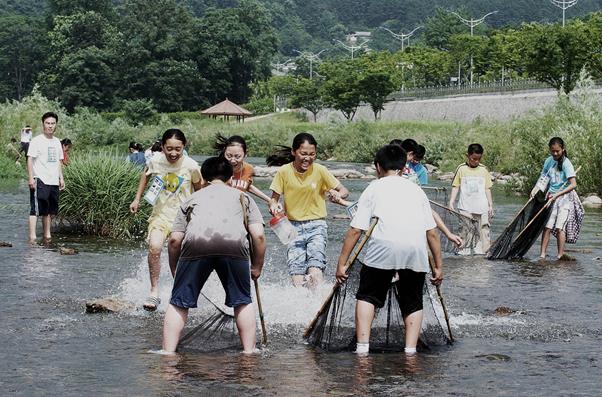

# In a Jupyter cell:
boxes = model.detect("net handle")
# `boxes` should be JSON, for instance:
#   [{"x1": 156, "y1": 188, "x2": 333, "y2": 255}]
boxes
[
  {"x1": 428, "y1": 255, "x2": 454, "y2": 343},
  {"x1": 303, "y1": 217, "x2": 379, "y2": 339}
]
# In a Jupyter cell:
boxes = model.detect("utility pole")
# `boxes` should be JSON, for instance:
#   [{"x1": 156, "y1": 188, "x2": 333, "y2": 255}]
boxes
[
  {"x1": 335, "y1": 39, "x2": 369, "y2": 60},
  {"x1": 380, "y1": 26, "x2": 422, "y2": 52},
  {"x1": 450, "y1": 10, "x2": 498, "y2": 87},
  {"x1": 550, "y1": 0, "x2": 579, "y2": 27},
  {"x1": 293, "y1": 49, "x2": 326, "y2": 79},
  {"x1": 270, "y1": 59, "x2": 293, "y2": 75}
]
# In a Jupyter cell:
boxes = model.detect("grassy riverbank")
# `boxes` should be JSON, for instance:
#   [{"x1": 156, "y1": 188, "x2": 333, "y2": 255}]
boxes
[{"x1": 2, "y1": 79, "x2": 601, "y2": 196}]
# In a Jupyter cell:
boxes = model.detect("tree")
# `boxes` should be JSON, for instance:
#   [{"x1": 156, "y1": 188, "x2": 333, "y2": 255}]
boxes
[
  {"x1": 357, "y1": 53, "x2": 398, "y2": 120},
  {"x1": 290, "y1": 78, "x2": 324, "y2": 122},
  {"x1": 423, "y1": 7, "x2": 469, "y2": 51},
  {"x1": 40, "y1": 11, "x2": 120, "y2": 111},
  {"x1": 518, "y1": 20, "x2": 601, "y2": 94},
  {"x1": 117, "y1": 0, "x2": 207, "y2": 112},
  {"x1": 195, "y1": 0, "x2": 278, "y2": 104},
  {"x1": 0, "y1": 15, "x2": 47, "y2": 100},
  {"x1": 320, "y1": 59, "x2": 362, "y2": 121}
]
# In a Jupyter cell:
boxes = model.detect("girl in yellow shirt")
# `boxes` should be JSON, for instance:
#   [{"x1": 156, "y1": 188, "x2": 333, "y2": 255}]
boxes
[{"x1": 267, "y1": 133, "x2": 349, "y2": 287}]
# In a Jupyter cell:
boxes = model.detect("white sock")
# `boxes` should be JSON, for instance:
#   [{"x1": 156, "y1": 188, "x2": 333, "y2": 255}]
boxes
[
  {"x1": 404, "y1": 347, "x2": 417, "y2": 355},
  {"x1": 355, "y1": 342, "x2": 369, "y2": 354}
]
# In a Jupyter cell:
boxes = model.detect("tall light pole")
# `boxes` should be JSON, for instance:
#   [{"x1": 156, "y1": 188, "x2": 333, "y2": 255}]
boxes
[
  {"x1": 380, "y1": 26, "x2": 423, "y2": 52},
  {"x1": 335, "y1": 39, "x2": 369, "y2": 59},
  {"x1": 550, "y1": 0, "x2": 579, "y2": 27},
  {"x1": 451, "y1": 10, "x2": 498, "y2": 86},
  {"x1": 271, "y1": 59, "x2": 293, "y2": 75},
  {"x1": 293, "y1": 49, "x2": 326, "y2": 79}
]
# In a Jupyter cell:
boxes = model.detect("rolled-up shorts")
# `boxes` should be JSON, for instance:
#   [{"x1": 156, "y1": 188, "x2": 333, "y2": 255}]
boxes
[
  {"x1": 546, "y1": 194, "x2": 570, "y2": 230},
  {"x1": 356, "y1": 264, "x2": 426, "y2": 316},
  {"x1": 29, "y1": 178, "x2": 59, "y2": 216},
  {"x1": 170, "y1": 256, "x2": 252, "y2": 309},
  {"x1": 286, "y1": 219, "x2": 328, "y2": 275}
]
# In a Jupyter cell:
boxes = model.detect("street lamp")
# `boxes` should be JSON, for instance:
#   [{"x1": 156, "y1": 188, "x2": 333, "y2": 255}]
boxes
[
  {"x1": 293, "y1": 49, "x2": 326, "y2": 79},
  {"x1": 335, "y1": 39, "x2": 369, "y2": 60},
  {"x1": 379, "y1": 26, "x2": 423, "y2": 52},
  {"x1": 450, "y1": 10, "x2": 498, "y2": 86},
  {"x1": 550, "y1": 0, "x2": 579, "y2": 27},
  {"x1": 271, "y1": 59, "x2": 293, "y2": 75}
]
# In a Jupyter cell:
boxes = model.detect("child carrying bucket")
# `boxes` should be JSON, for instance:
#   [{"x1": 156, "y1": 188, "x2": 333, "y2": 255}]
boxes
[{"x1": 267, "y1": 133, "x2": 349, "y2": 288}]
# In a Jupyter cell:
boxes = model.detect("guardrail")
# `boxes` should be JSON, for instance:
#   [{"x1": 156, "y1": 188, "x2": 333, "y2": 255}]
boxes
[{"x1": 388, "y1": 79, "x2": 602, "y2": 101}]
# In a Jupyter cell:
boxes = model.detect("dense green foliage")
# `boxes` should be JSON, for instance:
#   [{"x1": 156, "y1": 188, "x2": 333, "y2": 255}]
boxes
[{"x1": 59, "y1": 151, "x2": 151, "y2": 238}]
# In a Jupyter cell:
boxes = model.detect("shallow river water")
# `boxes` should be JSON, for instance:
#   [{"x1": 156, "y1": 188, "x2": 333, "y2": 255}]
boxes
[{"x1": 1, "y1": 162, "x2": 601, "y2": 396}]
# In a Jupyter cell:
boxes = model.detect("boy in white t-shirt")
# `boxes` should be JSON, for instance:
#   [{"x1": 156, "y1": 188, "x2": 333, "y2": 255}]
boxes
[
  {"x1": 336, "y1": 144, "x2": 444, "y2": 355},
  {"x1": 27, "y1": 112, "x2": 64, "y2": 243},
  {"x1": 448, "y1": 143, "x2": 494, "y2": 255}
]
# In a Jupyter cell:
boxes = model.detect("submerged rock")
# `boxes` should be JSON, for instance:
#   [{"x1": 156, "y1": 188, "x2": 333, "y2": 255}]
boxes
[
  {"x1": 86, "y1": 297, "x2": 135, "y2": 314},
  {"x1": 437, "y1": 172, "x2": 454, "y2": 182},
  {"x1": 475, "y1": 353, "x2": 512, "y2": 362},
  {"x1": 493, "y1": 306, "x2": 515, "y2": 316},
  {"x1": 0, "y1": 241, "x2": 13, "y2": 247},
  {"x1": 59, "y1": 247, "x2": 78, "y2": 255}
]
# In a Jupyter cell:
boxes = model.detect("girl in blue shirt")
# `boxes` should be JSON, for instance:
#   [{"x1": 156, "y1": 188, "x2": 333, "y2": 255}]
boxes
[{"x1": 530, "y1": 137, "x2": 577, "y2": 259}]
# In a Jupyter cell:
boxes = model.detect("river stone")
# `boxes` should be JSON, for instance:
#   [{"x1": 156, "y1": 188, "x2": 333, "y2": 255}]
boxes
[
  {"x1": 582, "y1": 194, "x2": 602, "y2": 208},
  {"x1": 0, "y1": 241, "x2": 12, "y2": 247},
  {"x1": 493, "y1": 306, "x2": 515, "y2": 316},
  {"x1": 437, "y1": 172, "x2": 454, "y2": 182},
  {"x1": 329, "y1": 169, "x2": 365, "y2": 179},
  {"x1": 425, "y1": 164, "x2": 438, "y2": 174},
  {"x1": 252, "y1": 166, "x2": 279, "y2": 178},
  {"x1": 59, "y1": 247, "x2": 78, "y2": 255},
  {"x1": 86, "y1": 298, "x2": 135, "y2": 313}
]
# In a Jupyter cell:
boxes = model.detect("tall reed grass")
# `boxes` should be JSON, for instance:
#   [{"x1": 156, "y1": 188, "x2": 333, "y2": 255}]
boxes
[{"x1": 59, "y1": 151, "x2": 150, "y2": 238}]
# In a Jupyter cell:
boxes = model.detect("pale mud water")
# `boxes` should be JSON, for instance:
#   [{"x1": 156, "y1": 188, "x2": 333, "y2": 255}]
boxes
[{"x1": 1, "y1": 163, "x2": 601, "y2": 396}]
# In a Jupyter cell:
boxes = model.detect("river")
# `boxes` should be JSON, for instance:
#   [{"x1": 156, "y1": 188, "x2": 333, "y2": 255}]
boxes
[{"x1": 1, "y1": 163, "x2": 601, "y2": 396}]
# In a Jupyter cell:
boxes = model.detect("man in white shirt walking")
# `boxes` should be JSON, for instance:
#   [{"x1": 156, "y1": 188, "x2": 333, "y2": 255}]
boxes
[{"x1": 27, "y1": 112, "x2": 64, "y2": 243}]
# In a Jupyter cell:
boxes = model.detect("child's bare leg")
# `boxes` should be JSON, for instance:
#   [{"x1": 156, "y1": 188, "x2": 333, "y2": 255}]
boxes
[
  {"x1": 162, "y1": 304, "x2": 189, "y2": 353},
  {"x1": 540, "y1": 228, "x2": 552, "y2": 258},
  {"x1": 356, "y1": 300, "x2": 376, "y2": 343},
  {"x1": 234, "y1": 303, "x2": 257, "y2": 353},
  {"x1": 307, "y1": 267, "x2": 323, "y2": 288},
  {"x1": 556, "y1": 230, "x2": 567, "y2": 259},
  {"x1": 403, "y1": 310, "x2": 423, "y2": 349},
  {"x1": 148, "y1": 229, "x2": 166, "y2": 297},
  {"x1": 42, "y1": 215, "x2": 51, "y2": 240},
  {"x1": 28, "y1": 215, "x2": 37, "y2": 242}
]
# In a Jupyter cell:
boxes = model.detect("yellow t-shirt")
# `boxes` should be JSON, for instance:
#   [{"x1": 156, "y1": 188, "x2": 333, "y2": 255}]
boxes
[
  {"x1": 452, "y1": 163, "x2": 493, "y2": 214},
  {"x1": 269, "y1": 163, "x2": 340, "y2": 221},
  {"x1": 145, "y1": 155, "x2": 202, "y2": 226}
]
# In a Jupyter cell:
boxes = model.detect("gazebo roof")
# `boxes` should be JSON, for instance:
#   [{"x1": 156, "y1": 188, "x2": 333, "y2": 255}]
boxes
[{"x1": 201, "y1": 98, "x2": 252, "y2": 116}]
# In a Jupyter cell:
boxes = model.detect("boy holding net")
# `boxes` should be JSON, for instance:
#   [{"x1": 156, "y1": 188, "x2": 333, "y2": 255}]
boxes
[
  {"x1": 449, "y1": 143, "x2": 494, "y2": 255},
  {"x1": 335, "y1": 144, "x2": 444, "y2": 355}
]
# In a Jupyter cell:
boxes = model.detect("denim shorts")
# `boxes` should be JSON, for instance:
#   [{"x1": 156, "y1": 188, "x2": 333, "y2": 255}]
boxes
[
  {"x1": 286, "y1": 219, "x2": 328, "y2": 275},
  {"x1": 170, "y1": 256, "x2": 252, "y2": 309}
]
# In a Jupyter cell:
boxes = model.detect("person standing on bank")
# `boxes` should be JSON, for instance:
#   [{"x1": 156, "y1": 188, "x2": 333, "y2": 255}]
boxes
[
  {"x1": 20, "y1": 125, "x2": 32, "y2": 156},
  {"x1": 27, "y1": 112, "x2": 64, "y2": 243}
]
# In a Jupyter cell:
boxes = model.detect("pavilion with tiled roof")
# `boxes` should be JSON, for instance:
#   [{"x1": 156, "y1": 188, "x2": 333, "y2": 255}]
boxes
[{"x1": 200, "y1": 98, "x2": 252, "y2": 122}]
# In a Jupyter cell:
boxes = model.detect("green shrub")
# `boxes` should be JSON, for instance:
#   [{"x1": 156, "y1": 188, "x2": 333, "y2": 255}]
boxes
[
  {"x1": 243, "y1": 97, "x2": 273, "y2": 115},
  {"x1": 59, "y1": 151, "x2": 151, "y2": 238},
  {"x1": 122, "y1": 99, "x2": 160, "y2": 126}
]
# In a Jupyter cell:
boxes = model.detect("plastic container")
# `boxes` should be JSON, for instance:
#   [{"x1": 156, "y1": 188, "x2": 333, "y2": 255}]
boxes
[{"x1": 269, "y1": 212, "x2": 298, "y2": 245}]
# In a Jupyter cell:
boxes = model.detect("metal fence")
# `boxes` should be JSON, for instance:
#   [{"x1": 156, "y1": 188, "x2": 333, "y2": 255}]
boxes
[{"x1": 388, "y1": 79, "x2": 601, "y2": 101}]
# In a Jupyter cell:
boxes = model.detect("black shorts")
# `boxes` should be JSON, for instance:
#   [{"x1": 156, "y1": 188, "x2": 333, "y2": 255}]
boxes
[
  {"x1": 20, "y1": 142, "x2": 29, "y2": 154},
  {"x1": 30, "y1": 179, "x2": 59, "y2": 216},
  {"x1": 356, "y1": 265, "x2": 425, "y2": 316}
]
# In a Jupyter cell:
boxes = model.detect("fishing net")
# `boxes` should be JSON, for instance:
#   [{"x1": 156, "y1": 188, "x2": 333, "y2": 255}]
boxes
[
  {"x1": 305, "y1": 259, "x2": 452, "y2": 352},
  {"x1": 487, "y1": 191, "x2": 550, "y2": 260},
  {"x1": 422, "y1": 187, "x2": 480, "y2": 254}
]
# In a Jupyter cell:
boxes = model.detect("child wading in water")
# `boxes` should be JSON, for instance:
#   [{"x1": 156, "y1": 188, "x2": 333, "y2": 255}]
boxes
[
  {"x1": 129, "y1": 129, "x2": 203, "y2": 311},
  {"x1": 449, "y1": 143, "x2": 494, "y2": 255},
  {"x1": 336, "y1": 144, "x2": 443, "y2": 355},
  {"x1": 267, "y1": 133, "x2": 349, "y2": 288},
  {"x1": 530, "y1": 137, "x2": 579, "y2": 260},
  {"x1": 215, "y1": 135, "x2": 271, "y2": 203}
]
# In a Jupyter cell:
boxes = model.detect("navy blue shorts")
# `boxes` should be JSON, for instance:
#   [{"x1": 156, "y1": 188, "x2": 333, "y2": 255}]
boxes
[
  {"x1": 170, "y1": 256, "x2": 252, "y2": 309},
  {"x1": 356, "y1": 265, "x2": 425, "y2": 316},
  {"x1": 30, "y1": 179, "x2": 59, "y2": 216}
]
